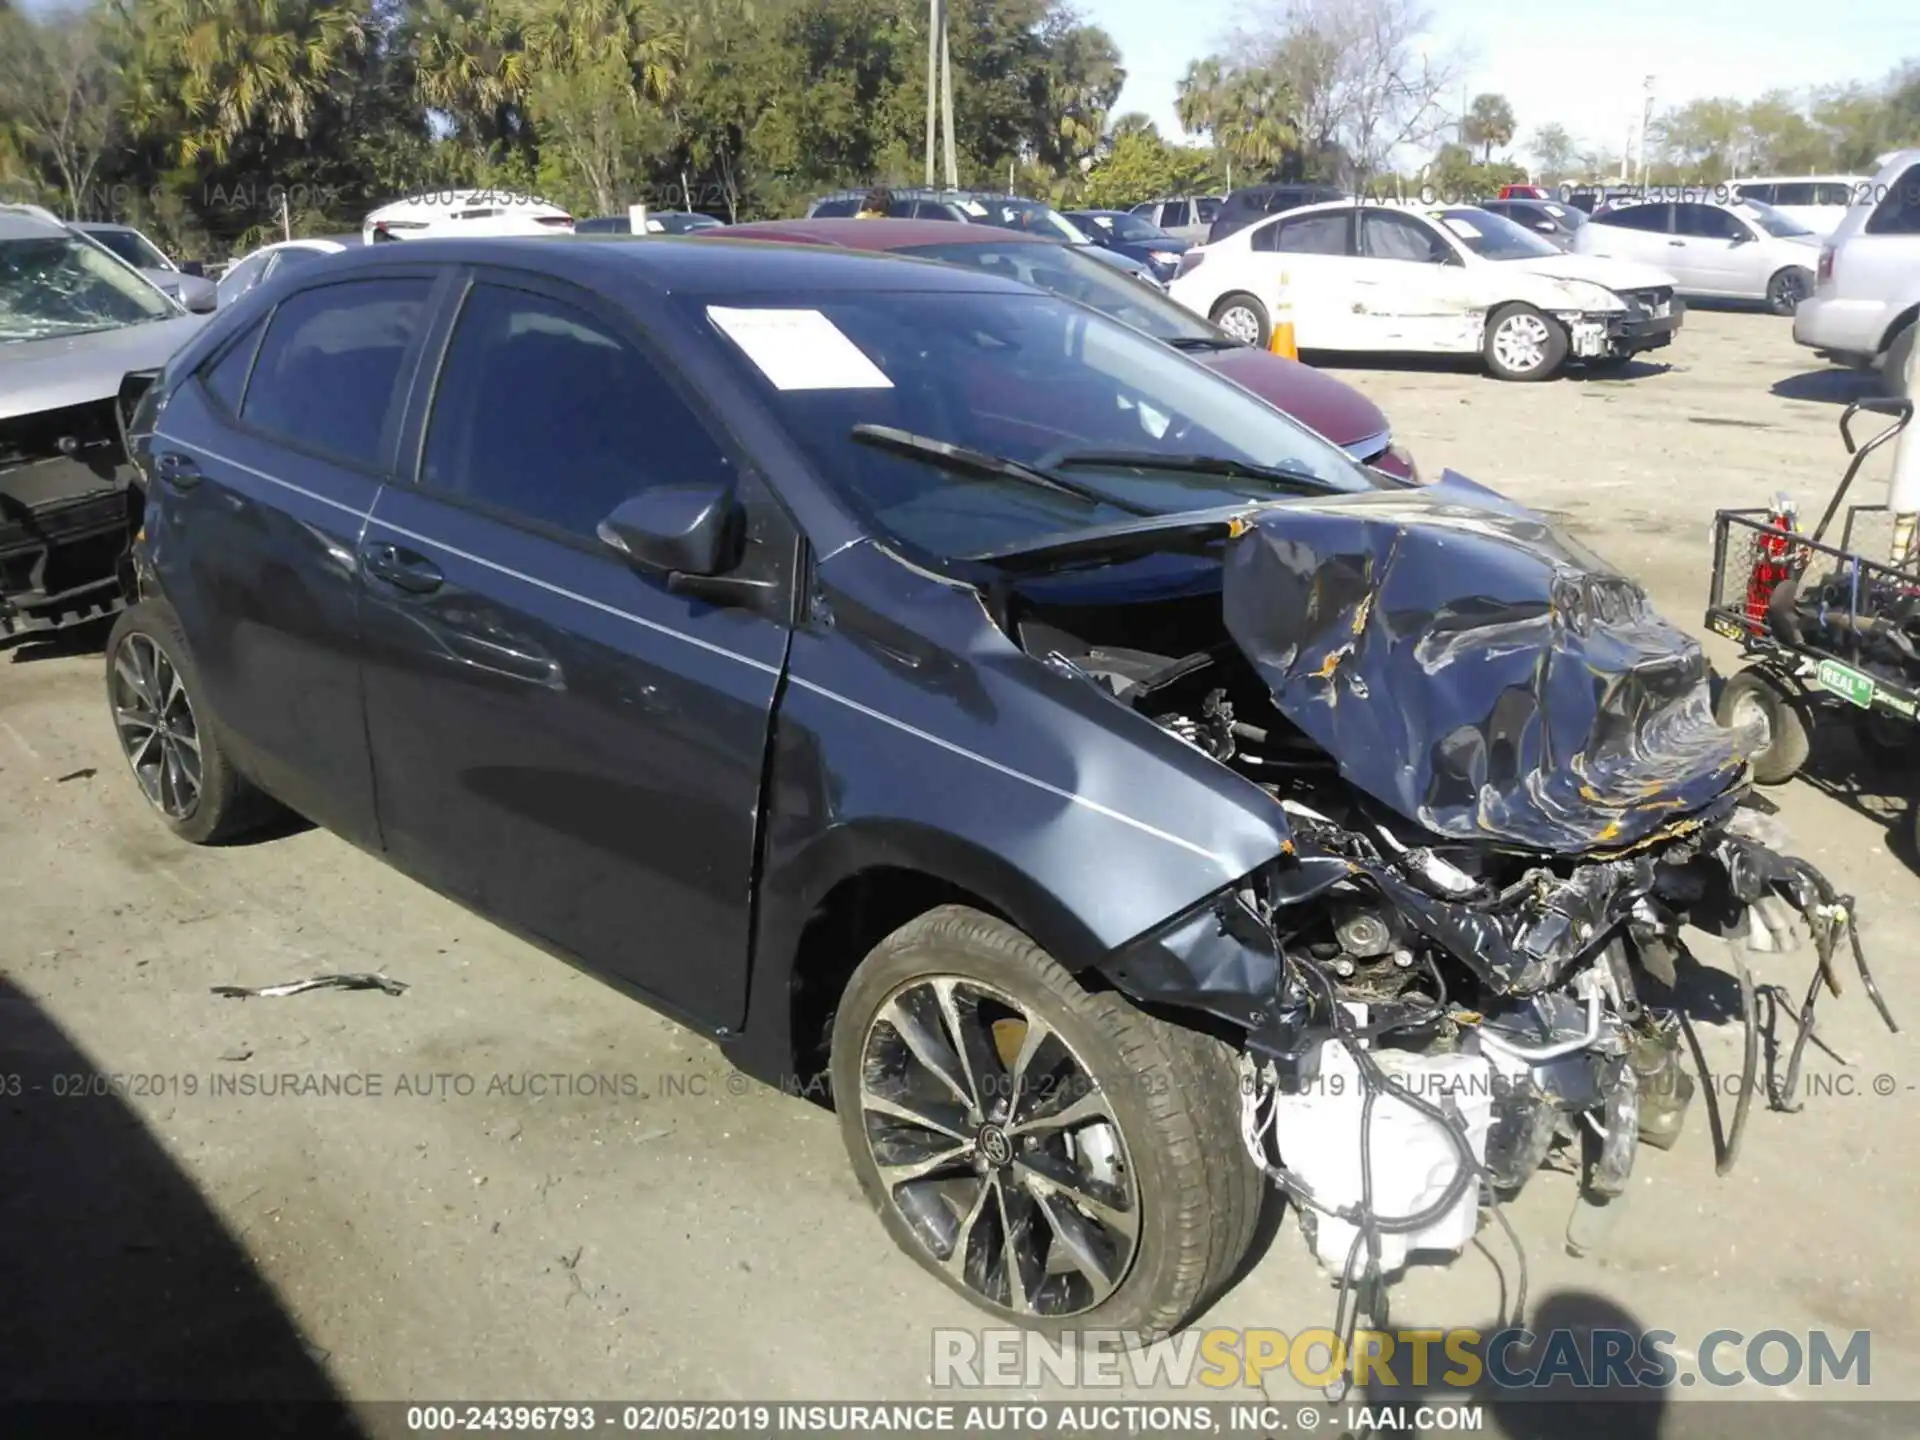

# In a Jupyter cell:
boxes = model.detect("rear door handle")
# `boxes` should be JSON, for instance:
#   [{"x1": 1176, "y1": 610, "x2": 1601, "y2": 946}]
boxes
[
  {"x1": 1668, "y1": 240, "x2": 1685, "y2": 246},
  {"x1": 153, "y1": 450, "x2": 203, "y2": 490},
  {"x1": 361, "y1": 541, "x2": 443, "y2": 595}
]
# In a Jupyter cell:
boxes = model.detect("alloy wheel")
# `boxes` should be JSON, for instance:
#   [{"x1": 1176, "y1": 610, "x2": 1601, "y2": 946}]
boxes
[
  {"x1": 1216, "y1": 306, "x2": 1261, "y2": 345},
  {"x1": 1493, "y1": 313, "x2": 1552, "y2": 374},
  {"x1": 1769, "y1": 271, "x2": 1808, "y2": 315},
  {"x1": 857, "y1": 975, "x2": 1141, "y2": 1318},
  {"x1": 110, "y1": 632, "x2": 203, "y2": 820}
]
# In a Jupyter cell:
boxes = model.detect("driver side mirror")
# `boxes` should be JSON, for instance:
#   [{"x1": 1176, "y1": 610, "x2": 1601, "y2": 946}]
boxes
[
  {"x1": 1728, "y1": 230, "x2": 1753, "y2": 245},
  {"x1": 598, "y1": 481, "x2": 741, "y2": 578}
]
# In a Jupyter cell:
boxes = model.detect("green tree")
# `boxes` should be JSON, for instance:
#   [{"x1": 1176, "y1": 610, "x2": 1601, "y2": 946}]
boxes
[
  {"x1": 1527, "y1": 122, "x2": 1575, "y2": 181},
  {"x1": 0, "y1": 5, "x2": 122, "y2": 215},
  {"x1": 1078, "y1": 127, "x2": 1214, "y2": 208},
  {"x1": 1175, "y1": 56, "x2": 1298, "y2": 177},
  {"x1": 1461, "y1": 92, "x2": 1515, "y2": 163}
]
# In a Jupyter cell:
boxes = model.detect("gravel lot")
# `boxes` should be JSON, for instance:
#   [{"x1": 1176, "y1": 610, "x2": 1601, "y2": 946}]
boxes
[{"x1": 3, "y1": 309, "x2": 1914, "y2": 1423}]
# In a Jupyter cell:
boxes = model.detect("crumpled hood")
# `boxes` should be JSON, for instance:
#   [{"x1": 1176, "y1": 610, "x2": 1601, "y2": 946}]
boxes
[
  {"x1": 1510, "y1": 253, "x2": 1677, "y2": 292},
  {"x1": 1221, "y1": 477, "x2": 1747, "y2": 853}
]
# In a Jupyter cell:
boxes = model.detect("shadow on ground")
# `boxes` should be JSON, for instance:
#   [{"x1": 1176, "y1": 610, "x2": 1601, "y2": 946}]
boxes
[
  {"x1": 0, "y1": 977, "x2": 364, "y2": 1436},
  {"x1": 1771, "y1": 368, "x2": 1886, "y2": 405}
]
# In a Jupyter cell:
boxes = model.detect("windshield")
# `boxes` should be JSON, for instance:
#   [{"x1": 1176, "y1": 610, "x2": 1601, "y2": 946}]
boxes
[
  {"x1": 898, "y1": 241, "x2": 1222, "y2": 347},
  {"x1": 1432, "y1": 207, "x2": 1563, "y2": 260},
  {"x1": 86, "y1": 227, "x2": 172, "y2": 271},
  {"x1": 1738, "y1": 199, "x2": 1814, "y2": 238},
  {"x1": 1, "y1": 234, "x2": 180, "y2": 341},
  {"x1": 969, "y1": 197, "x2": 1092, "y2": 244},
  {"x1": 1078, "y1": 212, "x2": 1171, "y2": 244},
  {"x1": 695, "y1": 289, "x2": 1384, "y2": 560}
]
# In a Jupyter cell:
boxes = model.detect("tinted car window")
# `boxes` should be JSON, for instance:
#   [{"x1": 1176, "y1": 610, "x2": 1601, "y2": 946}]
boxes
[
  {"x1": 1161, "y1": 201, "x2": 1191, "y2": 228},
  {"x1": 421, "y1": 282, "x2": 730, "y2": 540},
  {"x1": 215, "y1": 250, "x2": 272, "y2": 307},
  {"x1": 810, "y1": 197, "x2": 858, "y2": 218},
  {"x1": 1676, "y1": 203, "x2": 1747, "y2": 240},
  {"x1": 1195, "y1": 198, "x2": 1222, "y2": 222},
  {"x1": 1260, "y1": 213, "x2": 1348, "y2": 255},
  {"x1": 200, "y1": 318, "x2": 266, "y2": 415},
  {"x1": 1867, "y1": 164, "x2": 1920, "y2": 235},
  {"x1": 1598, "y1": 203, "x2": 1670, "y2": 232},
  {"x1": 1361, "y1": 212, "x2": 1447, "y2": 262},
  {"x1": 1769, "y1": 182, "x2": 1812, "y2": 206},
  {"x1": 241, "y1": 277, "x2": 430, "y2": 468},
  {"x1": 1813, "y1": 182, "x2": 1853, "y2": 207},
  {"x1": 1737, "y1": 184, "x2": 1775, "y2": 205}
]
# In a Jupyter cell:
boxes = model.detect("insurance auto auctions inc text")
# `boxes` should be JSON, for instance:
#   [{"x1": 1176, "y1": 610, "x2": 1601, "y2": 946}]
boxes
[{"x1": 933, "y1": 1326, "x2": 1872, "y2": 1392}]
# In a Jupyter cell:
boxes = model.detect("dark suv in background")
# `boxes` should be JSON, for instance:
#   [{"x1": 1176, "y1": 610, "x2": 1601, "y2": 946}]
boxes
[{"x1": 1205, "y1": 184, "x2": 1348, "y2": 244}]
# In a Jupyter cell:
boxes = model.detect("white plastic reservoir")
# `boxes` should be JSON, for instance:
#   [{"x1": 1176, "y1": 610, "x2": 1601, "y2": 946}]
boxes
[{"x1": 1268, "y1": 1039, "x2": 1493, "y2": 1279}]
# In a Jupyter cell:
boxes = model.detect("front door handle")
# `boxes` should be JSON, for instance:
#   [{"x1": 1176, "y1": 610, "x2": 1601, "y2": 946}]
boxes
[
  {"x1": 153, "y1": 450, "x2": 203, "y2": 490},
  {"x1": 361, "y1": 541, "x2": 443, "y2": 595},
  {"x1": 1668, "y1": 240, "x2": 1685, "y2": 246}
]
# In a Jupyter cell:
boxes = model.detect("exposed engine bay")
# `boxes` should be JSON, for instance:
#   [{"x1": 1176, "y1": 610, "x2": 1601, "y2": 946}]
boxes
[{"x1": 990, "y1": 482, "x2": 1898, "y2": 1364}]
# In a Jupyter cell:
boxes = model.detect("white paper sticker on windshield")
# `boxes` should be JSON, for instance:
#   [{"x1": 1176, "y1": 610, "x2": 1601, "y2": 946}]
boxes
[
  {"x1": 959, "y1": 199, "x2": 988, "y2": 216},
  {"x1": 1442, "y1": 218, "x2": 1481, "y2": 239},
  {"x1": 706, "y1": 307, "x2": 894, "y2": 391}
]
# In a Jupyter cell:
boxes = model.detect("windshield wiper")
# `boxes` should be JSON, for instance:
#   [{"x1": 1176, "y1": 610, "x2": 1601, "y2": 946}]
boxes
[
  {"x1": 1047, "y1": 450, "x2": 1333, "y2": 490},
  {"x1": 848, "y1": 425, "x2": 1152, "y2": 512},
  {"x1": 1165, "y1": 335, "x2": 1242, "y2": 353}
]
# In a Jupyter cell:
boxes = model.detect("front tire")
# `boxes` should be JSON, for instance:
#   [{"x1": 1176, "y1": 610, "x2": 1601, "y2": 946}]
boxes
[
  {"x1": 1716, "y1": 666, "x2": 1813, "y2": 785},
  {"x1": 1766, "y1": 267, "x2": 1813, "y2": 317},
  {"x1": 1882, "y1": 321, "x2": 1915, "y2": 399},
  {"x1": 829, "y1": 905, "x2": 1262, "y2": 1339},
  {"x1": 105, "y1": 602, "x2": 270, "y2": 844},
  {"x1": 1484, "y1": 303, "x2": 1568, "y2": 381},
  {"x1": 1210, "y1": 292, "x2": 1271, "y2": 348}
]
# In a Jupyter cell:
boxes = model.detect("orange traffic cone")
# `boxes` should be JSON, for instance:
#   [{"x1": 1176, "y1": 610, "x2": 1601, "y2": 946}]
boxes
[{"x1": 1268, "y1": 269, "x2": 1298, "y2": 359}]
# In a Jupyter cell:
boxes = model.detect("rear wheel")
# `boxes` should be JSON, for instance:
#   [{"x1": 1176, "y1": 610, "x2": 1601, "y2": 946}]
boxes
[
  {"x1": 1766, "y1": 267, "x2": 1813, "y2": 317},
  {"x1": 1210, "y1": 292, "x2": 1271, "y2": 348},
  {"x1": 1882, "y1": 321, "x2": 1916, "y2": 399},
  {"x1": 829, "y1": 905, "x2": 1262, "y2": 1339},
  {"x1": 105, "y1": 603, "x2": 271, "y2": 844},
  {"x1": 1716, "y1": 666, "x2": 1813, "y2": 785},
  {"x1": 1484, "y1": 304, "x2": 1568, "y2": 381}
]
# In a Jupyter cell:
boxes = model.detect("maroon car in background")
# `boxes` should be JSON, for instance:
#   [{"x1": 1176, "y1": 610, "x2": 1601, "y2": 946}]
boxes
[{"x1": 699, "y1": 219, "x2": 1419, "y2": 480}]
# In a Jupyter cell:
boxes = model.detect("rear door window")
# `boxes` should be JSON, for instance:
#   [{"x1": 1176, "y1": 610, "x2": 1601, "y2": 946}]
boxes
[
  {"x1": 418, "y1": 281, "x2": 732, "y2": 541},
  {"x1": 1769, "y1": 182, "x2": 1812, "y2": 206},
  {"x1": 1161, "y1": 200, "x2": 1192, "y2": 228},
  {"x1": 1259, "y1": 212, "x2": 1349, "y2": 255},
  {"x1": 199, "y1": 318, "x2": 266, "y2": 416},
  {"x1": 240, "y1": 277, "x2": 431, "y2": 469},
  {"x1": 1676, "y1": 203, "x2": 1747, "y2": 240},
  {"x1": 1601, "y1": 204, "x2": 1672, "y2": 232},
  {"x1": 1867, "y1": 165, "x2": 1920, "y2": 235}
]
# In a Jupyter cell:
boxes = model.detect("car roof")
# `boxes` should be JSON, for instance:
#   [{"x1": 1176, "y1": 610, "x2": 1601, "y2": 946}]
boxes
[
  {"x1": 76, "y1": 221, "x2": 141, "y2": 234},
  {"x1": 366, "y1": 192, "x2": 569, "y2": 221},
  {"x1": 719, "y1": 217, "x2": 1063, "y2": 252},
  {"x1": 1734, "y1": 174, "x2": 1868, "y2": 184},
  {"x1": 308, "y1": 233, "x2": 1031, "y2": 296}
]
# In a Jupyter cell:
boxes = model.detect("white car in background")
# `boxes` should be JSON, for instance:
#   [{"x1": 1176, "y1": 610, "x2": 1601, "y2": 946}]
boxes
[
  {"x1": 1793, "y1": 149, "x2": 1920, "y2": 390},
  {"x1": 1729, "y1": 176, "x2": 1871, "y2": 237},
  {"x1": 361, "y1": 192, "x2": 574, "y2": 244},
  {"x1": 1574, "y1": 198, "x2": 1822, "y2": 314},
  {"x1": 215, "y1": 235, "x2": 361, "y2": 307},
  {"x1": 1167, "y1": 200, "x2": 1681, "y2": 381}
]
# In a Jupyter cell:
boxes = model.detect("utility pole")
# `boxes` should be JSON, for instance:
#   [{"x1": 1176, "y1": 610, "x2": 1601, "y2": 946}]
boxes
[
  {"x1": 1638, "y1": 75, "x2": 1655, "y2": 188},
  {"x1": 924, "y1": 0, "x2": 957, "y2": 189},
  {"x1": 924, "y1": 0, "x2": 938, "y2": 188}
]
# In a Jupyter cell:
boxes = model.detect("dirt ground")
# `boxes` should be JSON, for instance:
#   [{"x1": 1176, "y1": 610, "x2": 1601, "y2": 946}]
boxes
[{"x1": 2, "y1": 308, "x2": 1915, "y2": 1421}]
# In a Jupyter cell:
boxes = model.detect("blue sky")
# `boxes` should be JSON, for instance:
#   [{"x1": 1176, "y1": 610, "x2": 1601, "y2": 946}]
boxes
[{"x1": 1097, "y1": 0, "x2": 1920, "y2": 163}]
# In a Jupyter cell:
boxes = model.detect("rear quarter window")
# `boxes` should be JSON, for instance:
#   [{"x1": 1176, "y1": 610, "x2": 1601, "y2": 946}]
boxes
[
  {"x1": 240, "y1": 277, "x2": 432, "y2": 469},
  {"x1": 1867, "y1": 165, "x2": 1920, "y2": 236}
]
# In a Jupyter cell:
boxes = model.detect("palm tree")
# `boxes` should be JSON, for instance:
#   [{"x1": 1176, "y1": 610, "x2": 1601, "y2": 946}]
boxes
[{"x1": 118, "y1": 0, "x2": 367, "y2": 165}]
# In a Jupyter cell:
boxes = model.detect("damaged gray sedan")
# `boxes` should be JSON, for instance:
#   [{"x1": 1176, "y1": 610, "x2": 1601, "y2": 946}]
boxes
[{"x1": 113, "y1": 240, "x2": 1891, "y2": 1345}]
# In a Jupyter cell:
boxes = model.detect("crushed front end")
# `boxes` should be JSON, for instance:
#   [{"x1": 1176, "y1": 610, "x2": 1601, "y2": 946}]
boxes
[{"x1": 1012, "y1": 481, "x2": 1895, "y2": 1322}]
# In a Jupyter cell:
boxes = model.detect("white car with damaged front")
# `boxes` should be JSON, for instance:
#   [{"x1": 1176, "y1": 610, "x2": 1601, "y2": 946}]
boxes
[{"x1": 1168, "y1": 200, "x2": 1683, "y2": 381}]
